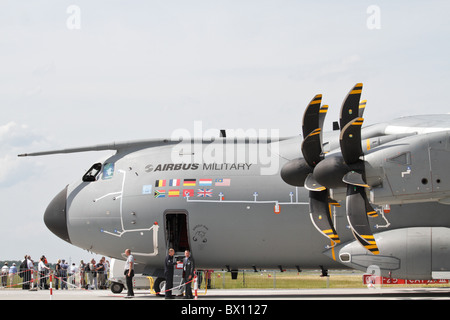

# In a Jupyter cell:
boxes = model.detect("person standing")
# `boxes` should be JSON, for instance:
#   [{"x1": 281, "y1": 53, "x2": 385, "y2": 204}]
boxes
[
  {"x1": 79, "y1": 260, "x2": 86, "y2": 288},
  {"x1": 124, "y1": 249, "x2": 134, "y2": 298},
  {"x1": 54, "y1": 259, "x2": 61, "y2": 290},
  {"x1": 96, "y1": 259, "x2": 105, "y2": 289},
  {"x1": 69, "y1": 263, "x2": 78, "y2": 286},
  {"x1": 20, "y1": 255, "x2": 31, "y2": 290},
  {"x1": 164, "y1": 248, "x2": 176, "y2": 299},
  {"x1": 26, "y1": 256, "x2": 35, "y2": 290},
  {"x1": 1, "y1": 262, "x2": 9, "y2": 287},
  {"x1": 60, "y1": 259, "x2": 68, "y2": 290},
  {"x1": 8, "y1": 263, "x2": 17, "y2": 288},
  {"x1": 183, "y1": 249, "x2": 195, "y2": 299},
  {"x1": 38, "y1": 256, "x2": 50, "y2": 289},
  {"x1": 89, "y1": 259, "x2": 97, "y2": 289}
]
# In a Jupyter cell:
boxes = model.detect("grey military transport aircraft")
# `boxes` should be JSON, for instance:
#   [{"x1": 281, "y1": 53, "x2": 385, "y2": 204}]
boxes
[{"x1": 19, "y1": 83, "x2": 450, "y2": 287}]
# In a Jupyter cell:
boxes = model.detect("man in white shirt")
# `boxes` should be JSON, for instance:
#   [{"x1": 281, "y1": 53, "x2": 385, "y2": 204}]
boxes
[
  {"x1": 124, "y1": 249, "x2": 134, "y2": 298},
  {"x1": 69, "y1": 263, "x2": 78, "y2": 286},
  {"x1": 38, "y1": 256, "x2": 50, "y2": 290},
  {"x1": 27, "y1": 256, "x2": 35, "y2": 289},
  {"x1": 1, "y1": 263, "x2": 9, "y2": 287}
]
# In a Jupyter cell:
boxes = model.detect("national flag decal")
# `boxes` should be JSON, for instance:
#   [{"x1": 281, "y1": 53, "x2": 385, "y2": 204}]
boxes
[
  {"x1": 199, "y1": 179, "x2": 212, "y2": 186},
  {"x1": 197, "y1": 189, "x2": 213, "y2": 197},
  {"x1": 168, "y1": 189, "x2": 180, "y2": 197},
  {"x1": 169, "y1": 179, "x2": 181, "y2": 186},
  {"x1": 183, "y1": 179, "x2": 196, "y2": 186},
  {"x1": 183, "y1": 189, "x2": 194, "y2": 197},
  {"x1": 154, "y1": 190, "x2": 166, "y2": 198},
  {"x1": 215, "y1": 178, "x2": 231, "y2": 186},
  {"x1": 155, "y1": 179, "x2": 166, "y2": 187}
]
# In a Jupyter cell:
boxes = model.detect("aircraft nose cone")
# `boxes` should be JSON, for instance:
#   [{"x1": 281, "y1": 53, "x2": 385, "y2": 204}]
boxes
[{"x1": 44, "y1": 186, "x2": 71, "y2": 244}]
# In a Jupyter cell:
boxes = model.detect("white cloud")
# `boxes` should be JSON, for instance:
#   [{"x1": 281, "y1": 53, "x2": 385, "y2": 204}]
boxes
[{"x1": 0, "y1": 122, "x2": 49, "y2": 187}]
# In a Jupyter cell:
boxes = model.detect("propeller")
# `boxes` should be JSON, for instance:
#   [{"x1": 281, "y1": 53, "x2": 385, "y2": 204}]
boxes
[
  {"x1": 300, "y1": 94, "x2": 341, "y2": 247},
  {"x1": 280, "y1": 83, "x2": 380, "y2": 254},
  {"x1": 314, "y1": 83, "x2": 379, "y2": 254}
]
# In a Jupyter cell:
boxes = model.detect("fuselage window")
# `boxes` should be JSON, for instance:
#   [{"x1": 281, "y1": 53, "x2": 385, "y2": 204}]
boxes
[{"x1": 82, "y1": 163, "x2": 102, "y2": 182}]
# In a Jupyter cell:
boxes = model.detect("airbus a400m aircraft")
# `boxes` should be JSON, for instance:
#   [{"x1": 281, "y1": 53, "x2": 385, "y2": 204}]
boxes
[{"x1": 19, "y1": 83, "x2": 450, "y2": 283}]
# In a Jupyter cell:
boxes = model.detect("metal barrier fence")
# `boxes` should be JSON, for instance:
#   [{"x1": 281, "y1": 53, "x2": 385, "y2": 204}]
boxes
[
  {"x1": 0, "y1": 269, "x2": 110, "y2": 290},
  {"x1": 4, "y1": 268, "x2": 449, "y2": 293},
  {"x1": 1, "y1": 269, "x2": 362, "y2": 290}
]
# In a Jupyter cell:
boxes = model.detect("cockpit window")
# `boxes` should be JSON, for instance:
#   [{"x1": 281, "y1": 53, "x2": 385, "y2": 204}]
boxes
[
  {"x1": 82, "y1": 163, "x2": 102, "y2": 182},
  {"x1": 102, "y1": 163, "x2": 115, "y2": 180}
]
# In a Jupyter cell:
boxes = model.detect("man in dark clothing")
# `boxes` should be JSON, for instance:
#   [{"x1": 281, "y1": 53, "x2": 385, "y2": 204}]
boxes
[
  {"x1": 164, "y1": 248, "x2": 176, "y2": 299},
  {"x1": 20, "y1": 256, "x2": 30, "y2": 290},
  {"x1": 182, "y1": 249, "x2": 195, "y2": 299}
]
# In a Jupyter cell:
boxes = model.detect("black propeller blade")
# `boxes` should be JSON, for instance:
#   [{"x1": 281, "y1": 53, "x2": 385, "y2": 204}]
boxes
[
  {"x1": 358, "y1": 100, "x2": 367, "y2": 117},
  {"x1": 340, "y1": 117, "x2": 364, "y2": 164},
  {"x1": 346, "y1": 185, "x2": 380, "y2": 254},
  {"x1": 300, "y1": 95, "x2": 340, "y2": 245},
  {"x1": 339, "y1": 83, "x2": 363, "y2": 130},
  {"x1": 338, "y1": 83, "x2": 380, "y2": 254},
  {"x1": 309, "y1": 190, "x2": 340, "y2": 247},
  {"x1": 301, "y1": 94, "x2": 323, "y2": 167}
]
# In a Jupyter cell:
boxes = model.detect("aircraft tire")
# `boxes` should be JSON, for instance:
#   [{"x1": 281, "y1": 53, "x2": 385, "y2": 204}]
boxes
[
  {"x1": 153, "y1": 277, "x2": 166, "y2": 296},
  {"x1": 110, "y1": 282, "x2": 124, "y2": 294}
]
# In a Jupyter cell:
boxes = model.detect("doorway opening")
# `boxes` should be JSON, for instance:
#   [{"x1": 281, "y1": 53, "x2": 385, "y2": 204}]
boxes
[{"x1": 164, "y1": 210, "x2": 190, "y2": 254}]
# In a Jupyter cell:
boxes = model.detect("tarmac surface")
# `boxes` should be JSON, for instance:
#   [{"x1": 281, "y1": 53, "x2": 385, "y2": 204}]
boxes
[{"x1": 1, "y1": 287, "x2": 450, "y2": 300}]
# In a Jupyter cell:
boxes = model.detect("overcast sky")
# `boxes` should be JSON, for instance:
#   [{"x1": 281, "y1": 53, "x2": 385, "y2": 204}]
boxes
[{"x1": 1, "y1": 1, "x2": 450, "y2": 263}]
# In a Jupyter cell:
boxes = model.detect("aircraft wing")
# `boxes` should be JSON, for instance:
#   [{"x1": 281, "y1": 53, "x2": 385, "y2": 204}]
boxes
[
  {"x1": 17, "y1": 139, "x2": 177, "y2": 157},
  {"x1": 18, "y1": 135, "x2": 289, "y2": 157}
]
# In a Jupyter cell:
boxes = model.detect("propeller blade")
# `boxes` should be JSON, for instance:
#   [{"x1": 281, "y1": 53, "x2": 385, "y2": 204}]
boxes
[
  {"x1": 301, "y1": 128, "x2": 323, "y2": 167},
  {"x1": 328, "y1": 197, "x2": 341, "y2": 207},
  {"x1": 301, "y1": 94, "x2": 323, "y2": 167},
  {"x1": 343, "y1": 171, "x2": 369, "y2": 188},
  {"x1": 340, "y1": 117, "x2": 364, "y2": 164},
  {"x1": 304, "y1": 173, "x2": 326, "y2": 191},
  {"x1": 339, "y1": 83, "x2": 363, "y2": 129},
  {"x1": 318, "y1": 105, "x2": 328, "y2": 131},
  {"x1": 365, "y1": 198, "x2": 378, "y2": 218},
  {"x1": 346, "y1": 185, "x2": 380, "y2": 255},
  {"x1": 281, "y1": 95, "x2": 324, "y2": 185},
  {"x1": 309, "y1": 190, "x2": 340, "y2": 245},
  {"x1": 358, "y1": 100, "x2": 367, "y2": 117},
  {"x1": 302, "y1": 94, "x2": 322, "y2": 138},
  {"x1": 318, "y1": 105, "x2": 328, "y2": 149},
  {"x1": 345, "y1": 174, "x2": 378, "y2": 217},
  {"x1": 339, "y1": 83, "x2": 364, "y2": 164}
]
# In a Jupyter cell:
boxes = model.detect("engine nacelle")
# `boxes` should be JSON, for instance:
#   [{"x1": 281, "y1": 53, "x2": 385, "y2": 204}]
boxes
[{"x1": 326, "y1": 227, "x2": 450, "y2": 280}]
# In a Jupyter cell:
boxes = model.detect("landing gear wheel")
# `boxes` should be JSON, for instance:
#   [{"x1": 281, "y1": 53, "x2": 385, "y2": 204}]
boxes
[
  {"x1": 153, "y1": 277, "x2": 166, "y2": 296},
  {"x1": 110, "y1": 282, "x2": 124, "y2": 294}
]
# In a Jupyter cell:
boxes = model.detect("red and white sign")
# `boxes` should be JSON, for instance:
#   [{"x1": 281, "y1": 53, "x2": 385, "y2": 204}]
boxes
[{"x1": 363, "y1": 274, "x2": 449, "y2": 285}]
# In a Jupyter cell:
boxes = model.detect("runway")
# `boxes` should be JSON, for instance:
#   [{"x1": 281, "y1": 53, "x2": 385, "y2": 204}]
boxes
[{"x1": 1, "y1": 287, "x2": 449, "y2": 300}]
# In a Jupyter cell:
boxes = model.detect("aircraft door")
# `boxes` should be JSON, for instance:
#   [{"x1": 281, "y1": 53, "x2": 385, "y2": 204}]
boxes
[{"x1": 164, "y1": 210, "x2": 190, "y2": 255}]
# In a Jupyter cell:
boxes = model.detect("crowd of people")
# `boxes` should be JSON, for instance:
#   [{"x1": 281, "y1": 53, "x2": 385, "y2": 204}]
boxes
[{"x1": 1, "y1": 255, "x2": 111, "y2": 290}]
